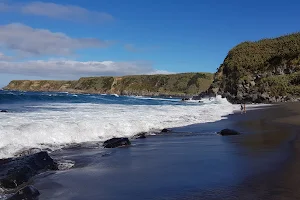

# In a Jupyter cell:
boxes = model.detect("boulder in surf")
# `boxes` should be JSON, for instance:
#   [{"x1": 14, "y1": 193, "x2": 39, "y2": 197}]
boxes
[
  {"x1": 103, "y1": 137, "x2": 131, "y2": 148},
  {"x1": 0, "y1": 151, "x2": 58, "y2": 189},
  {"x1": 133, "y1": 132, "x2": 146, "y2": 139},
  {"x1": 161, "y1": 128, "x2": 172, "y2": 133}
]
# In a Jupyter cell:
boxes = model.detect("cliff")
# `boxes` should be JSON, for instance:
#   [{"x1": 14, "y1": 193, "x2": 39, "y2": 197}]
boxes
[
  {"x1": 198, "y1": 33, "x2": 300, "y2": 103},
  {"x1": 4, "y1": 73, "x2": 213, "y2": 97}
]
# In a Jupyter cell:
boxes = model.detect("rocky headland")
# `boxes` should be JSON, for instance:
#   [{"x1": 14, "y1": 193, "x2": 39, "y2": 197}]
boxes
[{"x1": 194, "y1": 33, "x2": 300, "y2": 103}]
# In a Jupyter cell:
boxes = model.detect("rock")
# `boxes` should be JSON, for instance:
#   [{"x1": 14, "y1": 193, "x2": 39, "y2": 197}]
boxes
[
  {"x1": 0, "y1": 151, "x2": 58, "y2": 189},
  {"x1": 0, "y1": 110, "x2": 8, "y2": 113},
  {"x1": 103, "y1": 138, "x2": 131, "y2": 148},
  {"x1": 250, "y1": 93, "x2": 258, "y2": 102},
  {"x1": 134, "y1": 132, "x2": 146, "y2": 139},
  {"x1": 211, "y1": 87, "x2": 219, "y2": 94},
  {"x1": 261, "y1": 92, "x2": 269, "y2": 100},
  {"x1": 161, "y1": 128, "x2": 172, "y2": 133},
  {"x1": 7, "y1": 185, "x2": 40, "y2": 200},
  {"x1": 218, "y1": 129, "x2": 241, "y2": 136}
]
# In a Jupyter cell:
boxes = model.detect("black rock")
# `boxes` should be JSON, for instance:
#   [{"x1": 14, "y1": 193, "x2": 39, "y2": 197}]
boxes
[
  {"x1": 218, "y1": 129, "x2": 241, "y2": 136},
  {"x1": 7, "y1": 185, "x2": 40, "y2": 200},
  {"x1": 134, "y1": 132, "x2": 146, "y2": 139},
  {"x1": 0, "y1": 151, "x2": 58, "y2": 189},
  {"x1": 181, "y1": 98, "x2": 190, "y2": 101},
  {"x1": 0, "y1": 110, "x2": 8, "y2": 113},
  {"x1": 103, "y1": 138, "x2": 131, "y2": 148},
  {"x1": 161, "y1": 128, "x2": 171, "y2": 133}
]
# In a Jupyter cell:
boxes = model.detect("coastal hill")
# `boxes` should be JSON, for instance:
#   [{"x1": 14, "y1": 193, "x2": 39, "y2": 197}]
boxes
[
  {"x1": 4, "y1": 73, "x2": 213, "y2": 97},
  {"x1": 200, "y1": 33, "x2": 300, "y2": 103}
]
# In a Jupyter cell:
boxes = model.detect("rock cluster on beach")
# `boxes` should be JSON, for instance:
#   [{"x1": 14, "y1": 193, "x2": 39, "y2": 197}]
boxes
[
  {"x1": 0, "y1": 151, "x2": 58, "y2": 199},
  {"x1": 103, "y1": 128, "x2": 174, "y2": 148}
]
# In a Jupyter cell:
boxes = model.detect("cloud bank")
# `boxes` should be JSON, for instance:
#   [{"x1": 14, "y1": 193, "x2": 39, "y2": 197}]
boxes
[
  {"x1": 0, "y1": 1, "x2": 113, "y2": 23},
  {"x1": 0, "y1": 23, "x2": 108, "y2": 56},
  {"x1": 0, "y1": 60, "x2": 171, "y2": 78}
]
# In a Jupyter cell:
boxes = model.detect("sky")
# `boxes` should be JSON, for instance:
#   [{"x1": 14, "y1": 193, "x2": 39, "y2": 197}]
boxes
[{"x1": 0, "y1": 0, "x2": 299, "y2": 87}]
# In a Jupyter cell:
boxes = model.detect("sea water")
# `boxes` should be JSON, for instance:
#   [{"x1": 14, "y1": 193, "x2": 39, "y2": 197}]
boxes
[{"x1": 0, "y1": 90, "x2": 235, "y2": 159}]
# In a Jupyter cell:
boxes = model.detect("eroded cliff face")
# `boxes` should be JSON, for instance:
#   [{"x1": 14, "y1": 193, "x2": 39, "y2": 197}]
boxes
[
  {"x1": 198, "y1": 33, "x2": 300, "y2": 103},
  {"x1": 4, "y1": 73, "x2": 213, "y2": 97},
  {"x1": 209, "y1": 63, "x2": 300, "y2": 103}
]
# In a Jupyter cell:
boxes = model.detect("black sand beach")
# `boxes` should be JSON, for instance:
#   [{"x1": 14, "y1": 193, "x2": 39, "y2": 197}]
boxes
[{"x1": 21, "y1": 103, "x2": 298, "y2": 200}]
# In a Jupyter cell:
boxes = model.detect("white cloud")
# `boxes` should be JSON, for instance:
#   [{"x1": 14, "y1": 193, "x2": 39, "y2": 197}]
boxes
[
  {"x1": 0, "y1": 60, "x2": 171, "y2": 78},
  {"x1": 0, "y1": 23, "x2": 108, "y2": 56},
  {"x1": 0, "y1": 1, "x2": 113, "y2": 23}
]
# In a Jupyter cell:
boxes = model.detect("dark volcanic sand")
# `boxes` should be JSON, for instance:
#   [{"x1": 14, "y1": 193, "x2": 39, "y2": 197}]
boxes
[{"x1": 31, "y1": 103, "x2": 300, "y2": 200}]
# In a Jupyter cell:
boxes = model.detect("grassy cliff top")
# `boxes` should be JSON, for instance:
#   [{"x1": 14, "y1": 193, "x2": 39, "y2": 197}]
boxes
[
  {"x1": 208, "y1": 32, "x2": 300, "y2": 102},
  {"x1": 4, "y1": 73, "x2": 214, "y2": 96},
  {"x1": 223, "y1": 32, "x2": 300, "y2": 73}
]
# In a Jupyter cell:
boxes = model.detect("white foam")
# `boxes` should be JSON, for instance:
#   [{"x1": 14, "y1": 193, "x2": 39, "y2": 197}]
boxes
[
  {"x1": 0, "y1": 96, "x2": 234, "y2": 159},
  {"x1": 57, "y1": 160, "x2": 75, "y2": 170},
  {"x1": 131, "y1": 96, "x2": 181, "y2": 102}
]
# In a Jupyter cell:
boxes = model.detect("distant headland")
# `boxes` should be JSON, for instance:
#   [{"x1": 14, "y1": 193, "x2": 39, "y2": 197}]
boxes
[{"x1": 3, "y1": 73, "x2": 213, "y2": 97}]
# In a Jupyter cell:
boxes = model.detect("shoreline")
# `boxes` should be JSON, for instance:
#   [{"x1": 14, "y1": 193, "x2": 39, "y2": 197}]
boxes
[
  {"x1": 33, "y1": 103, "x2": 300, "y2": 200},
  {"x1": 1, "y1": 102, "x2": 299, "y2": 200}
]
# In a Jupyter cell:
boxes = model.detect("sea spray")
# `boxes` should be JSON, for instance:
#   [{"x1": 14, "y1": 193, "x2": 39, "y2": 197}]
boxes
[{"x1": 0, "y1": 91, "x2": 235, "y2": 158}]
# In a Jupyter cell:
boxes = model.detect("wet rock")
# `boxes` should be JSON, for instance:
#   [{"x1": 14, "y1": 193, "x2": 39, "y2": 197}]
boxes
[
  {"x1": 0, "y1": 151, "x2": 58, "y2": 189},
  {"x1": 218, "y1": 129, "x2": 241, "y2": 136},
  {"x1": 161, "y1": 128, "x2": 172, "y2": 133},
  {"x1": 103, "y1": 138, "x2": 131, "y2": 148},
  {"x1": 134, "y1": 132, "x2": 146, "y2": 139},
  {"x1": 7, "y1": 185, "x2": 40, "y2": 200},
  {"x1": 0, "y1": 110, "x2": 8, "y2": 113}
]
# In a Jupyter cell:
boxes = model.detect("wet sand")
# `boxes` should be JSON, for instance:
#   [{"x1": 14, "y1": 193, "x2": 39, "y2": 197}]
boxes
[
  {"x1": 173, "y1": 102, "x2": 300, "y2": 200},
  {"x1": 32, "y1": 103, "x2": 300, "y2": 200}
]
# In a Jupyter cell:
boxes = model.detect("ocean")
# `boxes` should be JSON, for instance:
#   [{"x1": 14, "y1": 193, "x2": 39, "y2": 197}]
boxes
[{"x1": 0, "y1": 90, "x2": 235, "y2": 159}]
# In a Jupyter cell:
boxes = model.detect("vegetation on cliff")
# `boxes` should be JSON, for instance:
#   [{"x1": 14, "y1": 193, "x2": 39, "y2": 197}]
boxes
[
  {"x1": 4, "y1": 73, "x2": 213, "y2": 96},
  {"x1": 207, "y1": 32, "x2": 300, "y2": 103}
]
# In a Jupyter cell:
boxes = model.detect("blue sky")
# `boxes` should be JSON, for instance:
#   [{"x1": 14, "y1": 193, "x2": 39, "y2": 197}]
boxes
[{"x1": 0, "y1": 0, "x2": 299, "y2": 87}]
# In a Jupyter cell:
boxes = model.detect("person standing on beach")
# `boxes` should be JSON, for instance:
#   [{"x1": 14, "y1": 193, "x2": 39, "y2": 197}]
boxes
[{"x1": 240, "y1": 103, "x2": 246, "y2": 114}]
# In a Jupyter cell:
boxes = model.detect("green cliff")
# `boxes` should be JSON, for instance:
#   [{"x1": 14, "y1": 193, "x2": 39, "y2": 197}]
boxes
[
  {"x1": 203, "y1": 33, "x2": 300, "y2": 103},
  {"x1": 4, "y1": 73, "x2": 213, "y2": 97}
]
